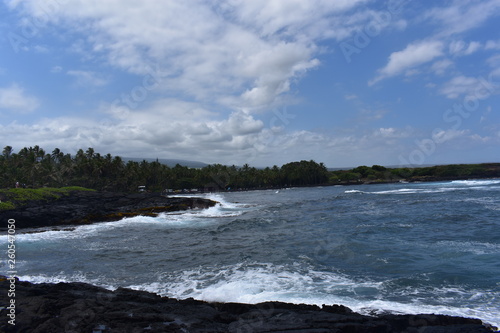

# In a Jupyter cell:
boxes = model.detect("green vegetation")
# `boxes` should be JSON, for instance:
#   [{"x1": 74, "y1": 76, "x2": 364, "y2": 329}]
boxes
[
  {"x1": 0, "y1": 186, "x2": 95, "y2": 211},
  {"x1": 0, "y1": 201, "x2": 15, "y2": 210},
  {"x1": 1, "y1": 145, "x2": 499, "y2": 196},
  {"x1": 330, "y1": 163, "x2": 500, "y2": 184},
  {"x1": 0, "y1": 146, "x2": 328, "y2": 192}
]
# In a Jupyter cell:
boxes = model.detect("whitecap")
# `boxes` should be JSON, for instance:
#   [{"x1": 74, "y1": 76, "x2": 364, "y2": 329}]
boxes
[
  {"x1": 15, "y1": 273, "x2": 117, "y2": 290},
  {"x1": 124, "y1": 262, "x2": 499, "y2": 328},
  {"x1": 451, "y1": 179, "x2": 500, "y2": 186},
  {"x1": 435, "y1": 240, "x2": 500, "y2": 255},
  {"x1": 344, "y1": 190, "x2": 365, "y2": 194},
  {"x1": 14, "y1": 262, "x2": 500, "y2": 329}
]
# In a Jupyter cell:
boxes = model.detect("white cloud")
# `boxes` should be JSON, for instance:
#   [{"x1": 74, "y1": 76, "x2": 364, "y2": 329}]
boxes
[
  {"x1": 369, "y1": 40, "x2": 444, "y2": 85},
  {"x1": 357, "y1": 108, "x2": 389, "y2": 122},
  {"x1": 375, "y1": 127, "x2": 411, "y2": 138},
  {"x1": 11, "y1": 0, "x2": 398, "y2": 115},
  {"x1": 440, "y1": 75, "x2": 480, "y2": 99},
  {"x1": 449, "y1": 40, "x2": 466, "y2": 54},
  {"x1": 431, "y1": 59, "x2": 453, "y2": 75},
  {"x1": 0, "y1": 84, "x2": 39, "y2": 113},
  {"x1": 11, "y1": 1, "x2": 328, "y2": 113},
  {"x1": 465, "y1": 41, "x2": 482, "y2": 55},
  {"x1": 224, "y1": 111, "x2": 264, "y2": 135},
  {"x1": 487, "y1": 54, "x2": 500, "y2": 68},
  {"x1": 432, "y1": 129, "x2": 469, "y2": 143},
  {"x1": 33, "y1": 45, "x2": 50, "y2": 53},
  {"x1": 0, "y1": 99, "x2": 421, "y2": 167},
  {"x1": 4, "y1": 1, "x2": 499, "y2": 167},
  {"x1": 440, "y1": 72, "x2": 498, "y2": 99},
  {"x1": 51, "y1": 66, "x2": 63, "y2": 73},
  {"x1": 225, "y1": 0, "x2": 368, "y2": 40},
  {"x1": 485, "y1": 40, "x2": 500, "y2": 50},
  {"x1": 67, "y1": 70, "x2": 109, "y2": 87},
  {"x1": 423, "y1": 0, "x2": 500, "y2": 37},
  {"x1": 449, "y1": 40, "x2": 481, "y2": 56}
]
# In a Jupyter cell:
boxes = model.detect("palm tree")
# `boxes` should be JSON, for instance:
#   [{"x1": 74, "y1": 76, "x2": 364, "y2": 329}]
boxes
[
  {"x1": 2, "y1": 146, "x2": 13, "y2": 159},
  {"x1": 51, "y1": 148, "x2": 64, "y2": 163}
]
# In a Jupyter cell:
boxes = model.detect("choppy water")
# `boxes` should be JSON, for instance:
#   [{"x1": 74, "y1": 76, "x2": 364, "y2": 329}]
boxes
[{"x1": 2, "y1": 179, "x2": 500, "y2": 327}]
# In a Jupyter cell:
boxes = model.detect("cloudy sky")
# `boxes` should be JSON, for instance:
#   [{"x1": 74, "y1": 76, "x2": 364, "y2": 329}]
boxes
[{"x1": 1, "y1": 0, "x2": 499, "y2": 168}]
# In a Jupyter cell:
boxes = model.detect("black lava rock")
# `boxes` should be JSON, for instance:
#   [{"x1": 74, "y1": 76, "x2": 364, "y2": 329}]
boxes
[
  {"x1": 0, "y1": 191, "x2": 217, "y2": 229},
  {"x1": 0, "y1": 276, "x2": 496, "y2": 333}
]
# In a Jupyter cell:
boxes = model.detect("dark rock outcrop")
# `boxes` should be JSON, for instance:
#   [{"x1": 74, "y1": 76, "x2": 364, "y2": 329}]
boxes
[
  {"x1": 0, "y1": 277, "x2": 496, "y2": 333},
  {"x1": 0, "y1": 191, "x2": 217, "y2": 229}
]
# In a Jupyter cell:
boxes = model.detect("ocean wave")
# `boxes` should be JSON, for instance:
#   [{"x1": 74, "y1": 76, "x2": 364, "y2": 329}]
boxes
[
  {"x1": 451, "y1": 179, "x2": 500, "y2": 186},
  {"x1": 16, "y1": 273, "x2": 118, "y2": 291},
  {"x1": 344, "y1": 188, "x2": 459, "y2": 195},
  {"x1": 0, "y1": 195, "x2": 248, "y2": 243},
  {"x1": 12, "y1": 261, "x2": 500, "y2": 328},
  {"x1": 0, "y1": 222, "x2": 118, "y2": 242},
  {"x1": 344, "y1": 190, "x2": 365, "y2": 194},
  {"x1": 124, "y1": 262, "x2": 499, "y2": 328},
  {"x1": 344, "y1": 185, "x2": 499, "y2": 195},
  {"x1": 435, "y1": 240, "x2": 500, "y2": 255},
  {"x1": 127, "y1": 262, "x2": 374, "y2": 305}
]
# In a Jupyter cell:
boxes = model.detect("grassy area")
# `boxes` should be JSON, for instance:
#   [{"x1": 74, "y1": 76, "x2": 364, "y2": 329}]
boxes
[{"x1": 0, "y1": 186, "x2": 95, "y2": 211}]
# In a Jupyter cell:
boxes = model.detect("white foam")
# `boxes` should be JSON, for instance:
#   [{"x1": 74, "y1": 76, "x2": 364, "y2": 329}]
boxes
[
  {"x1": 451, "y1": 179, "x2": 500, "y2": 186},
  {"x1": 16, "y1": 273, "x2": 117, "y2": 290},
  {"x1": 0, "y1": 215, "x2": 167, "y2": 243},
  {"x1": 345, "y1": 188, "x2": 452, "y2": 195},
  {"x1": 125, "y1": 262, "x2": 499, "y2": 328},
  {"x1": 0, "y1": 223, "x2": 111, "y2": 242},
  {"x1": 163, "y1": 194, "x2": 248, "y2": 220},
  {"x1": 0, "y1": 195, "x2": 250, "y2": 243},
  {"x1": 14, "y1": 263, "x2": 500, "y2": 328},
  {"x1": 344, "y1": 190, "x2": 364, "y2": 194},
  {"x1": 343, "y1": 179, "x2": 500, "y2": 196},
  {"x1": 435, "y1": 240, "x2": 500, "y2": 255},
  {"x1": 128, "y1": 262, "x2": 372, "y2": 305}
]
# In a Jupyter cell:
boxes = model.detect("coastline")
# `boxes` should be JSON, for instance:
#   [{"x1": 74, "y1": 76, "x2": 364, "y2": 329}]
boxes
[
  {"x1": 1, "y1": 181, "x2": 499, "y2": 332},
  {"x1": 0, "y1": 191, "x2": 216, "y2": 230},
  {"x1": 2, "y1": 176, "x2": 499, "y2": 230},
  {"x1": 1, "y1": 276, "x2": 496, "y2": 333}
]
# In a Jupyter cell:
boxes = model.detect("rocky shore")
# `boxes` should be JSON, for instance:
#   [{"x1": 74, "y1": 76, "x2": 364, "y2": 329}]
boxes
[
  {"x1": 0, "y1": 276, "x2": 496, "y2": 333},
  {"x1": 0, "y1": 191, "x2": 217, "y2": 229},
  {"x1": 1, "y1": 189, "x2": 498, "y2": 332}
]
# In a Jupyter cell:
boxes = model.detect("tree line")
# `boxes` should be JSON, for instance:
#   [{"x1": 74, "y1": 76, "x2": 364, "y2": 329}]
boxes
[
  {"x1": 2, "y1": 146, "x2": 499, "y2": 192},
  {"x1": 0, "y1": 146, "x2": 329, "y2": 192}
]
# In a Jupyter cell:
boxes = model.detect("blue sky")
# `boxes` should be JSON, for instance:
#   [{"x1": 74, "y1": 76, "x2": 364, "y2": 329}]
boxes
[{"x1": 0, "y1": 0, "x2": 499, "y2": 168}]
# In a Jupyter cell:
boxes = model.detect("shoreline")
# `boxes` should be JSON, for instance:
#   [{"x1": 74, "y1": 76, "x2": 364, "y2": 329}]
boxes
[
  {"x1": 195, "y1": 175, "x2": 500, "y2": 194},
  {"x1": 1, "y1": 181, "x2": 499, "y2": 331},
  {"x1": 1, "y1": 276, "x2": 497, "y2": 333},
  {"x1": 2, "y1": 177, "x2": 499, "y2": 230},
  {"x1": 0, "y1": 191, "x2": 217, "y2": 230}
]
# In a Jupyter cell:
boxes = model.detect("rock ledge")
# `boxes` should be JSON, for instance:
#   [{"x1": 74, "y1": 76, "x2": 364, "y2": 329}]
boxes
[
  {"x1": 0, "y1": 277, "x2": 496, "y2": 333},
  {"x1": 0, "y1": 191, "x2": 216, "y2": 229}
]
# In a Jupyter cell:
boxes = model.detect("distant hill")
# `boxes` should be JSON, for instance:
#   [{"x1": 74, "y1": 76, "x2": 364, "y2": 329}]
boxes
[{"x1": 122, "y1": 157, "x2": 208, "y2": 168}]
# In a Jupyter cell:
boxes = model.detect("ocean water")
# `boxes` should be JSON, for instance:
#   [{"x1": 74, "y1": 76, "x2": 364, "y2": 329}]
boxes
[{"x1": 2, "y1": 180, "x2": 500, "y2": 327}]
